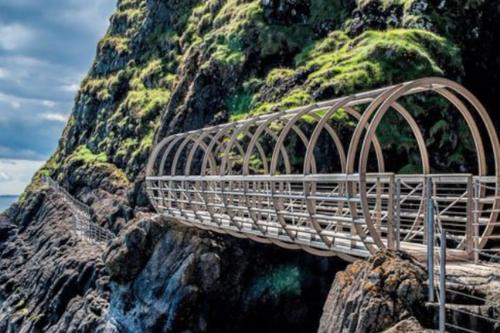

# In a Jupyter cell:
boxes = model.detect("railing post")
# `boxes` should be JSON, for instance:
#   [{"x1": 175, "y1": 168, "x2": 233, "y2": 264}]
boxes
[
  {"x1": 439, "y1": 228, "x2": 447, "y2": 333},
  {"x1": 426, "y1": 176, "x2": 435, "y2": 302},
  {"x1": 396, "y1": 178, "x2": 401, "y2": 251},
  {"x1": 466, "y1": 175, "x2": 474, "y2": 258},
  {"x1": 473, "y1": 178, "x2": 480, "y2": 263},
  {"x1": 387, "y1": 174, "x2": 395, "y2": 250}
]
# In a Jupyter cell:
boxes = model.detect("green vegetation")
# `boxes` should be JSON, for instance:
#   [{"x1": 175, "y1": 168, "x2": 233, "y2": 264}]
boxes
[
  {"x1": 69, "y1": 146, "x2": 108, "y2": 164},
  {"x1": 98, "y1": 36, "x2": 130, "y2": 55},
  {"x1": 230, "y1": 28, "x2": 460, "y2": 121}
]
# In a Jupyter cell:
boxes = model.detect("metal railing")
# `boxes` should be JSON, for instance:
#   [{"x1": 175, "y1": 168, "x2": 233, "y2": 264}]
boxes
[
  {"x1": 42, "y1": 176, "x2": 116, "y2": 246},
  {"x1": 146, "y1": 173, "x2": 500, "y2": 260},
  {"x1": 425, "y1": 177, "x2": 500, "y2": 333}
]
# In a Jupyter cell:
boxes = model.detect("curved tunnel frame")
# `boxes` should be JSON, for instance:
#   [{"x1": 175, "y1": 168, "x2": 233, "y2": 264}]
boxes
[{"x1": 146, "y1": 77, "x2": 500, "y2": 258}]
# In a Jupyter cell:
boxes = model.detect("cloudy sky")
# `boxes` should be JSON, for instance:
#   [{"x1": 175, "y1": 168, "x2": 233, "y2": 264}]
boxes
[{"x1": 0, "y1": 0, "x2": 116, "y2": 195}]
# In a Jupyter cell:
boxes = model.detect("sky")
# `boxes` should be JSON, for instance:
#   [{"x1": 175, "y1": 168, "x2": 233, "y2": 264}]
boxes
[{"x1": 0, "y1": 0, "x2": 116, "y2": 195}]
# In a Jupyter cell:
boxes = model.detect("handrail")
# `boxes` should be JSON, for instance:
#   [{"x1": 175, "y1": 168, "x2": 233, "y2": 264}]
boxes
[{"x1": 41, "y1": 176, "x2": 116, "y2": 246}]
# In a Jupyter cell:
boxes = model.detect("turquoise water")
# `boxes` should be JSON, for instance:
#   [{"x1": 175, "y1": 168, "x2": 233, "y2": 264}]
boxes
[{"x1": 0, "y1": 196, "x2": 18, "y2": 213}]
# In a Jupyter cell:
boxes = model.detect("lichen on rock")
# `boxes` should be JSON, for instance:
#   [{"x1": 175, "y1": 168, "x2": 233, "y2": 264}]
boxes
[{"x1": 318, "y1": 251, "x2": 428, "y2": 333}]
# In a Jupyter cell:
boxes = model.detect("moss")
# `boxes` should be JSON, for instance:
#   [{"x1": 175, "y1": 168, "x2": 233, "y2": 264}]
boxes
[
  {"x1": 243, "y1": 28, "x2": 460, "y2": 118},
  {"x1": 123, "y1": 88, "x2": 170, "y2": 119},
  {"x1": 81, "y1": 70, "x2": 130, "y2": 102},
  {"x1": 99, "y1": 36, "x2": 130, "y2": 55},
  {"x1": 279, "y1": 89, "x2": 313, "y2": 109},
  {"x1": 137, "y1": 129, "x2": 155, "y2": 155},
  {"x1": 265, "y1": 68, "x2": 295, "y2": 86},
  {"x1": 138, "y1": 59, "x2": 163, "y2": 84},
  {"x1": 69, "y1": 145, "x2": 108, "y2": 164},
  {"x1": 295, "y1": 31, "x2": 350, "y2": 65},
  {"x1": 116, "y1": 138, "x2": 138, "y2": 159}
]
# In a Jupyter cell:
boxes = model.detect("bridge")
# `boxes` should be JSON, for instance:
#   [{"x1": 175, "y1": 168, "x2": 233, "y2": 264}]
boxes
[{"x1": 145, "y1": 77, "x2": 500, "y2": 263}]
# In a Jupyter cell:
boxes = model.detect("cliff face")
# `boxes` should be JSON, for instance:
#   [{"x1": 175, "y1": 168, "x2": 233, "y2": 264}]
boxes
[
  {"x1": 1, "y1": 0, "x2": 500, "y2": 332},
  {"x1": 318, "y1": 251, "x2": 429, "y2": 333}
]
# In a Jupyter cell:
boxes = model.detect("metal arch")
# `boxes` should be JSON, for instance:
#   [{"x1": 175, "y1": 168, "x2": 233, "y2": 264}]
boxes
[
  {"x1": 201, "y1": 123, "x2": 238, "y2": 175},
  {"x1": 242, "y1": 110, "x2": 303, "y2": 175},
  {"x1": 221, "y1": 119, "x2": 294, "y2": 176},
  {"x1": 344, "y1": 106, "x2": 386, "y2": 173},
  {"x1": 304, "y1": 95, "x2": 384, "y2": 252},
  {"x1": 184, "y1": 132, "x2": 222, "y2": 175},
  {"x1": 269, "y1": 105, "x2": 341, "y2": 175},
  {"x1": 208, "y1": 113, "x2": 303, "y2": 249},
  {"x1": 356, "y1": 78, "x2": 499, "y2": 252},
  {"x1": 146, "y1": 77, "x2": 500, "y2": 261},
  {"x1": 147, "y1": 134, "x2": 182, "y2": 176}
]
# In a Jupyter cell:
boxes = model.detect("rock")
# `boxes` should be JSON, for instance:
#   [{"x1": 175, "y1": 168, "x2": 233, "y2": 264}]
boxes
[
  {"x1": 318, "y1": 251, "x2": 428, "y2": 333},
  {"x1": 261, "y1": 0, "x2": 311, "y2": 24},
  {"x1": 103, "y1": 214, "x2": 169, "y2": 283},
  {"x1": 0, "y1": 190, "x2": 111, "y2": 332},
  {"x1": 104, "y1": 215, "x2": 346, "y2": 333},
  {"x1": 382, "y1": 316, "x2": 433, "y2": 333}
]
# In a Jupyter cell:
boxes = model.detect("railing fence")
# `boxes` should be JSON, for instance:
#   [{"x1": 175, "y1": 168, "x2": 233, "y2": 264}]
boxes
[
  {"x1": 423, "y1": 175, "x2": 500, "y2": 333},
  {"x1": 42, "y1": 176, "x2": 115, "y2": 247}
]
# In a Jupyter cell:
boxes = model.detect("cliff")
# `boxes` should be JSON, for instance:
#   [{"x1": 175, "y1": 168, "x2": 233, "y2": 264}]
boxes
[{"x1": 1, "y1": 0, "x2": 500, "y2": 332}]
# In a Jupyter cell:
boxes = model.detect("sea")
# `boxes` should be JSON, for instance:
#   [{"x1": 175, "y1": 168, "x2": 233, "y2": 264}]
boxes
[{"x1": 0, "y1": 195, "x2": 18, "y2": 213}]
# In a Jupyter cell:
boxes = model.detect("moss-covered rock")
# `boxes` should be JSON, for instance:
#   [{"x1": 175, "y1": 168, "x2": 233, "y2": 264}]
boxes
[{"x1": 230, "y1": 28, "x2": 461, "y2": 120}]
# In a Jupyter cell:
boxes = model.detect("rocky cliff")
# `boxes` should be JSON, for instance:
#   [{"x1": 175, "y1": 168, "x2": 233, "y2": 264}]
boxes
[{"x1": 1, "y1": 0, "x2": 500, "y2": 332}]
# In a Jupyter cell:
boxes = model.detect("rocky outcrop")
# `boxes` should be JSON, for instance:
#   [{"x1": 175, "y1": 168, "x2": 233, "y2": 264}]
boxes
[
  {"x1": 381, "y1": 317, "x2": 433, "y2": 333},
  {"x1": 1, "y1": 190, "x2": 345, "y2": 333},
  {"x1": 318, "y1": 251, "x2": 428, "y2": 333},
  {"x1": 0, "y1": 190, "x2": 110, "y2": 333},
  {"x1": 104, "y1": 216, "x2": 346, "y2": 333}
]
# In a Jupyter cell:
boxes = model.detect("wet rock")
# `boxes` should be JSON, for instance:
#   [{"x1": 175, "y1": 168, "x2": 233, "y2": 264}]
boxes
[{"x1": 105, "y1": 215, "x2": 345, "y2": 333}]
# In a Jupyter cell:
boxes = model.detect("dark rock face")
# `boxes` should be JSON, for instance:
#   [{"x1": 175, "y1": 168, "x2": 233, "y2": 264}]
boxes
[
  {"x1": 0, "y1": 192, "x2": 345, "y2": 333},
  {"x1": 318, "y1": 251, "x2": 428, "y2": 333},
  {"x1": 104, "y1": 216, "x2": 346, "y2": 333},
  {"x1": 0, "y1": 190, "x2": 111, "y2": 333}
]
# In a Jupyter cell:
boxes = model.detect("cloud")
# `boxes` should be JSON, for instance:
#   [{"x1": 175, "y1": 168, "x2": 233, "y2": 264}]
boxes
[
  {"x1": 0, "y1": 67, "x2": 8, "y2": 79},
  {"x1": 0, "y1": 171, "x2": 11, "y2": 181},
  {"x1": 0, "y1": 0, "x2": 115, "y2": 163},
  {"x1": 60, "y1": 83, "x2": 80, "y2": 93},
  {"x1": 0, "y1": 158, "x2": 44, "y2": 194},
  {"x1": 42, "y1": 100, "x2": 56, "y2": 108},
  {"x1": 42, "y1": 112, "x2": 67, "y2": 122},
  {"x1": 0, "y1": 91, "x2": 60, "y2": 112},
  {"x1": 0, "y1": 23, "x2": 34, "y2": 51},
  {"x1": 0, "y1": 91, "x2": 22, "y2": 108}
]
